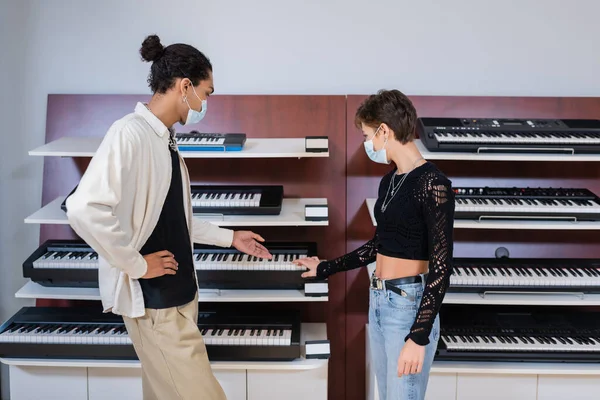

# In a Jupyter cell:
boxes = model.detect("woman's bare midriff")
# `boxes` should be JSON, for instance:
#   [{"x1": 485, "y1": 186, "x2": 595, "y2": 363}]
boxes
[{"x1": 374, "y1": 253, "x2": 428, "y2": 280}]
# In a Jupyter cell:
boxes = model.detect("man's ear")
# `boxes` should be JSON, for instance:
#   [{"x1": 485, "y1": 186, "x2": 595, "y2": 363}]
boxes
[{"x1": 178, "y1": 78, "x2": 191, "y2": 99}]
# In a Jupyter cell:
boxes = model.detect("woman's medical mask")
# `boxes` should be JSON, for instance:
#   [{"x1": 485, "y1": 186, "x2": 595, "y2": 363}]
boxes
[{"x1": 363, "y1": 125, "x2": 390, "y2": 164}]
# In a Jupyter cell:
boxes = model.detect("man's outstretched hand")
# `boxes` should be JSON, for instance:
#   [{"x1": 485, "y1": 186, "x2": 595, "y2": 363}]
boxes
[{"x1": 232, "y1": 231, "x2": 272, "y2": 260}]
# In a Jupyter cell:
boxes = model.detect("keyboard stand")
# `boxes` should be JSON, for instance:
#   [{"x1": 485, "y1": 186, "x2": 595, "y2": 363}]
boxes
[
  {"x1": 480, "y1": 290, "x2": 586, "y2": 300},
  {"x1": 476, "y1": 215, "x2": 578, "y2": 222},
  {"x1": 193, "y1": 213, "x2": 225, "y2": 221},
  {"x1": 198, "y1": 288, "x2": 223, "y2": 296},
  {"x1": 476, "y1": 146, "x2": 576, "y2": 154}
]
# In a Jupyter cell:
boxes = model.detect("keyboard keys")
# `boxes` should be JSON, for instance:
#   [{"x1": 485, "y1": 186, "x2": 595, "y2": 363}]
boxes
[
  {"x1": 435, "y1": 130, "x2": 600, "y2": 145},
  {"x1": 32, "y1": 247, "x2": 97, "y2": 269},
  {"x1": 194, "y1": 252, "x2": 306, "y2": 271},
  {"x1": 455, "y1": 196, "x2": 600, "y2": 214},
  {"x1": 450, "y1": 265, "x2": 600, "y2": 288},
  {"x1": 201, "y1": 327, "x2": 292, "y2": 346},
  {"x1": 0, "y1": 323, "x2": 131, "y2": 345},
  {"x1": 0, "y1": 323, "x2": 293, "y2": 347},
  {"x1": 31, "y1": 245, "x2": 311, "y2": 273},
  {"x1": 441, "y1": 333, "x2": 600, "y2": 353},
  {"x1": 174, "y1": 133, "x2": 245, "y2": 152},
  {"x1": 191, "y1": 191, "x2": 262, "y2": 208}
]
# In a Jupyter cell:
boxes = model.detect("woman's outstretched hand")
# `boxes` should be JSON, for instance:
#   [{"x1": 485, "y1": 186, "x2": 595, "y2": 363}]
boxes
[{"x1": 292, "y1": 256, "x2": 320, "y2": 278}]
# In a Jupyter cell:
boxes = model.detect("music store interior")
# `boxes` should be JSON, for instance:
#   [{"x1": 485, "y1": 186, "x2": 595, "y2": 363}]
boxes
[{"x1": 1, "y1": 1, "x2": 600, "y2": 400}]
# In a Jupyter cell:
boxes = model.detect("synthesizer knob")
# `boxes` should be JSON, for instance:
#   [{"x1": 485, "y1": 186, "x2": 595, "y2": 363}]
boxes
[{"x1": 495, "y1": 247, "x2": 510, "y2": 259}]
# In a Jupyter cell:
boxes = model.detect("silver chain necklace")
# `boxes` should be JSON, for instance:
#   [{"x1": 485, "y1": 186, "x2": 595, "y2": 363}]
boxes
[
  {"x1": 381, "y1": 157, "x2": 425, "y2": 212},
  {"x1": 169, "y1": 134, "x2": 178, "y2": 152}
]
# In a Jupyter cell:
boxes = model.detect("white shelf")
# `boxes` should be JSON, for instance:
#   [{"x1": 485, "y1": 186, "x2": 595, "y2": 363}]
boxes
[
  {"x1": 21, "y1": 282, "x2": 598, "y2": 306},
  {"x1": 28, "y1": 137, "x2": 329, "y2": 158},
  {"x1": 195, "y1": 288, "x2": 328, "y2": 302},
  {"x1": 16, "y1": 282, "x2": 100, "y2": 301},
  {"x1": 26, "y1": 197, "x2": 329, "y2": 227},
  {"x1": 444, "y1": 291, "x2": 600, "y2": 306},
  {"x1": 32, "y1": 136, "x2": 600, "y2": 162},
  {"x1": 24, "y1": 197, "x2": 66, "y2": 224},
  {"x1": 415, "y1": 139, "x2": 600, "y2": 162},
  {"x1": 365, "y1": 198, "x2": 600, "y2": 230},
  {"x1": 0, "y1": 323, "x2": 328, "y2": 371},
  {"x1": 431, "y1": 361, "x2": 600, "y2": 375},
  {"x1": 0, "y1": 357, "x2": 328, "y2": 371},
  {"x1": 16, "y1": 282, "x2": 328, "y2": 302}
]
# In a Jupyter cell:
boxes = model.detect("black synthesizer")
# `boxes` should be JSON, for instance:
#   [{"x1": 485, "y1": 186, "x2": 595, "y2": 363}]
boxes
[
  {"x1": 23, "y1": 240, "x2": 327, "y2": 296},
  {"x1": 449, "y1": 257, "x2": 600, "y2": 294},
  {"x1": 436, "y1": 305, "x2": 600, "y2": 363},
  {"x1": 61, "y1": 185, "x2": 283, "y2": 216},
  {"x1": 0, "y1": 307, "x2": 301, "y2": 362},
  {"x1": 418, "y1": 117, "x2": 600, "y2": 154},
  {"x1": 191, "y1": 185, "x2": 283, "y2": 215},
  {"x1": 453, "y1": 187, "x2": 600, "y2": 222}
]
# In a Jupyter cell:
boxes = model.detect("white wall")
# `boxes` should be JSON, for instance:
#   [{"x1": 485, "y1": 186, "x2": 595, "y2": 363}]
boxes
[
  {"x1": 19, "y1": 0, "x2": 600, "y2": 97},
  {"x1": 1, "y1": 0, "x2": 599, "y2": 398},
  {"x1": 0, "y1": 0, "x2": 38, "y2": 399}
]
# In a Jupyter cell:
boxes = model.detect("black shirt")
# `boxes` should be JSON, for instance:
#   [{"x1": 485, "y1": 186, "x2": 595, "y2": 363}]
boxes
[
  {"x1": 316, "y1": 161, "x2": 455, "y2": 346},
  {"x1": 139, "y1": 139, "x2": 197, "y2": 309}
]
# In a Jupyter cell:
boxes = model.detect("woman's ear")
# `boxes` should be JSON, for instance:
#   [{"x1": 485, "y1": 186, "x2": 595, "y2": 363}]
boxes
[{"x1": 380, "y1": 123, "x2": 391, "y2": 140}]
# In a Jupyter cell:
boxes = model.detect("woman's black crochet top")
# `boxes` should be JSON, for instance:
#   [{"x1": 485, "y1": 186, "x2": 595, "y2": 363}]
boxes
[{"x1": 316, "y1": 161, "x2": 455, "y2": 346}]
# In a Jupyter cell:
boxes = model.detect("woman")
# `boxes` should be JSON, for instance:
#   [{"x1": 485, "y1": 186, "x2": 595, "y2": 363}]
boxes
[{"x1": 293, "y1": 89, "x2": 455, "y2": 400}]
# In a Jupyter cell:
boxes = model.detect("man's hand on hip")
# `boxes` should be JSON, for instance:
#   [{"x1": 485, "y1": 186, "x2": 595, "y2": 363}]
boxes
[{"x1": 141, "y1": 250, "x2": 178, "y2": 278}]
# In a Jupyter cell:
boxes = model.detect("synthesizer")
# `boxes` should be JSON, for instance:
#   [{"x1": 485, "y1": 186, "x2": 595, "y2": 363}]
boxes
[
  {"x1": 23, "y1": 240, "x2": 99, "y2": 287},
  {"x1": 23, "y1": 240, "x2": 327, "y2": 295},
  {"x1": 417, "y1": 117, "x2": 600, "y2": 154},
  {"x1": 191, "y1": 242, "x2": 325, "y2": 294},
  {"x1": 0, "y1": 307, "x2": 301, "y2": 361},
  {"x1": 61, "y1": 184, "x2": 283, "y2": 216},
  {"x1": 436, "y1": 305, "x2": 600, "y2": 362},
  {"x1": 454, "y1": 187, "x2": 600, "y2": 222},
  {"x1": 449, "y1": 257, "x2": 600, "y2": 293},
  {"x1": 191, "y1": 185, "x2": 283, "y2": 215},
  {"x1": 176, "y1": 131, "x2": 246, "y2": 152}
]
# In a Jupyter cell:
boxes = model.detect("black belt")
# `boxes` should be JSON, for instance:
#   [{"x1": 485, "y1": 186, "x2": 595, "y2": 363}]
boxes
[{"x1": 370, "y1": 274, "x2": 423, "y2": 297}]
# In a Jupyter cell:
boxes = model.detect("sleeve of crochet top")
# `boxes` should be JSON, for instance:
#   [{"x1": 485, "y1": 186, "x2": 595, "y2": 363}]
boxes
[
  {"x1": 406, "y1": 174, "x2": 455, "y2": 346},
  {"x1": 315, "y1": 235, "x2": 378, "y2": 279}
]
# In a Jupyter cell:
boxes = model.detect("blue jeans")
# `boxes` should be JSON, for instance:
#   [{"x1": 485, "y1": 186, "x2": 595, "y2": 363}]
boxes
[{"x1": 368, "y1": 274, "x2": 440, "y2": 400}]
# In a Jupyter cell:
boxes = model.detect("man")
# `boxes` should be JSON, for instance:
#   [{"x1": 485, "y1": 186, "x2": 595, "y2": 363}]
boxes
[{"x1": 65, "y1": 34, "x2": 271, "y2": 400}]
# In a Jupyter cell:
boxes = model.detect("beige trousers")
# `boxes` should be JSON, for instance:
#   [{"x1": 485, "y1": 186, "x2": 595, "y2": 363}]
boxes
[{"x1": 122, "y1": 294, "x2": 227, "y2": 400}]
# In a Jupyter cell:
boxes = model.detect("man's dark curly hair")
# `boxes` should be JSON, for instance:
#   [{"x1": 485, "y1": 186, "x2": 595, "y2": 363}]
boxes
[
  {"x1": 139, "y1": 34, "x2": 213, "y2": 94},
  {"x1": 354, "y1": 89, "x2": 418, "y2": 144}
]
